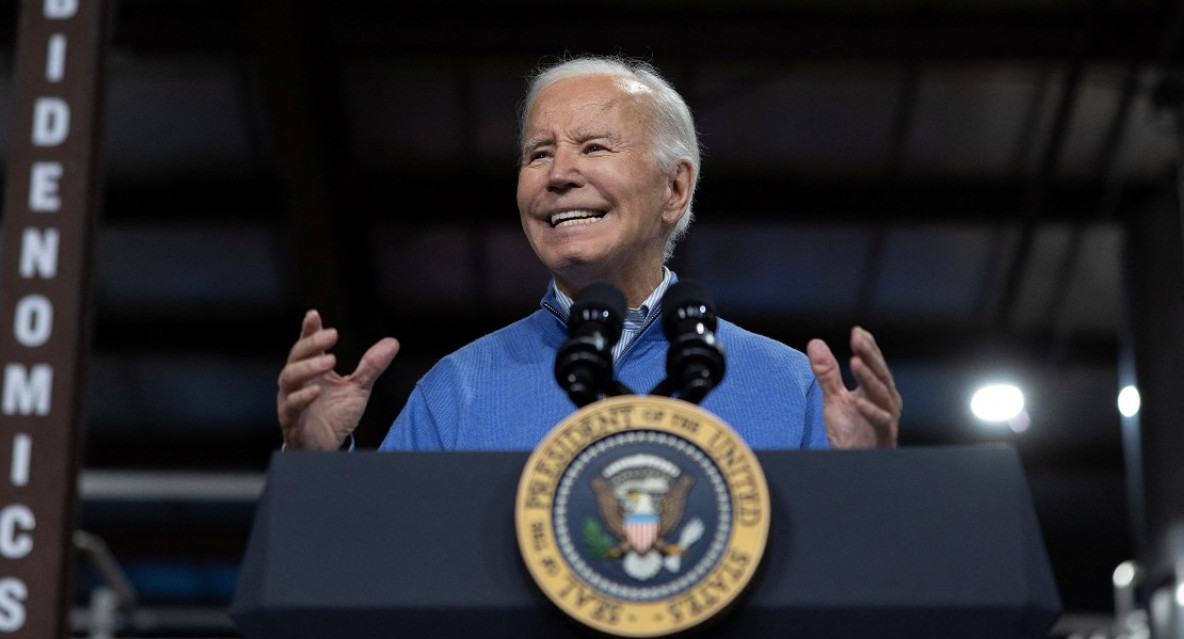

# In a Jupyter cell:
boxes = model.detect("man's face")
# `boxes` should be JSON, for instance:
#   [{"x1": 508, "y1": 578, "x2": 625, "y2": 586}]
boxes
[{"x1": 517, "y1": 75, "x2": 689, "y2": 295}]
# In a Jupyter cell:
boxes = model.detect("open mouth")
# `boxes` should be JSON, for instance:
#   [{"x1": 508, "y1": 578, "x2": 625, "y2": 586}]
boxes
[{"x1": 549, "y1": 210, "x2": 606, "y2": 228}]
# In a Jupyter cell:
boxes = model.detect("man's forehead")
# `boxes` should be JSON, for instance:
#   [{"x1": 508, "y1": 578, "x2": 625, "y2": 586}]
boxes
[{"x1": 527, "y1": 75, "x2": 652, "y2": 125}]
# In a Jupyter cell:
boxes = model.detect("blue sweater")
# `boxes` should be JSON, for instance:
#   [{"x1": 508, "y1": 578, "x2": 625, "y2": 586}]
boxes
[{"x1": 379, "y1": 288, "x2": 828, "y2": 451}]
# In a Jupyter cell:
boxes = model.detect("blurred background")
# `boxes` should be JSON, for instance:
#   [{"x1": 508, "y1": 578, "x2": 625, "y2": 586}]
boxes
[{"x1": 2, "y1": 0, "x2": 1183, "y2": 636}]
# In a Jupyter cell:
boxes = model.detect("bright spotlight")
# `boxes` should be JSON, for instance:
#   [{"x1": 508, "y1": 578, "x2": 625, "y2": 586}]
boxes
[
  {"x1": 1112, "y1": 561, "x2": 1139, "y2": 588},
  {"x1": 971, "y1": 384, "x2": 1025, "y2": 422},
  {"x1": 1117, "y1": 385, "x2": 1141, "y2": 418}
]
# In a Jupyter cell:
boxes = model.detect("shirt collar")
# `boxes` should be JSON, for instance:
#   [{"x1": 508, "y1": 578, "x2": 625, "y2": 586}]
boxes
[{"x1": 548, "y1": 267, "x2": 675, "y2": 329}]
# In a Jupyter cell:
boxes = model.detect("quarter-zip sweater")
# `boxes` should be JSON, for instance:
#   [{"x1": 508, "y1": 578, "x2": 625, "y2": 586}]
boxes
[{"x1": 379, "y1": 282, "x2": 828, "y2": 451}]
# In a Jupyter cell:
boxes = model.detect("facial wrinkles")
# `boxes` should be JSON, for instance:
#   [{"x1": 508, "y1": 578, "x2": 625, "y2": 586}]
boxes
[
  {"x1": 520, "y1": 136, "x2": 549, "y2": 163},
  {"x1": 525, "y1": 86, "x2": 646, "y2": 154},
  {"x1": 519, "y1": 76, "x2": 667, "y2": 215},
  {"x1": 517, "y1": 77, "x2": 678, "y2": 304}
]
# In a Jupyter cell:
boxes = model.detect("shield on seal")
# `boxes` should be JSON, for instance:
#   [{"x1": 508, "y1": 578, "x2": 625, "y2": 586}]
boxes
[{"x1": 625, "y1": 512, "x2": 659, "y2": 553}]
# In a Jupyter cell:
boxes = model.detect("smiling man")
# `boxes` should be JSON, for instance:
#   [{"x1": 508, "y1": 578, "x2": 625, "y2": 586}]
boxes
[
  {"x1": 517, "y1": 72, "x2": 693, "y2": 309},
  {"x1": 277, "y1": 55, "x2": 901, "y2": 452}
]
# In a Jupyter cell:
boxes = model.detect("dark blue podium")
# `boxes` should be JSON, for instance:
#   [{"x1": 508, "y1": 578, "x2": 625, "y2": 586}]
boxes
[{"x1": 230, "y1": 446, "x2": 1061, "y2": 638}]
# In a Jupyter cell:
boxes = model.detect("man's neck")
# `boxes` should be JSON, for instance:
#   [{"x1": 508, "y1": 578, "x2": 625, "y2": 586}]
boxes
[{"x1": 556, "y1": 267, "x2": 665, "y2": 308}]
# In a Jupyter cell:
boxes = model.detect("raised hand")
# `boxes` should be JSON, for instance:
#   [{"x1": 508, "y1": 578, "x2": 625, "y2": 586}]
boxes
[
  {"x1": 807, "y1": 326, "x2": 901, "y2": 449},
  {"x1": 276, "y1": 310, "x2": 400, "y2": 450}
]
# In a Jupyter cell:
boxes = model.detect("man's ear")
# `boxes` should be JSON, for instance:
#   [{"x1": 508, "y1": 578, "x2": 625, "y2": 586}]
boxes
[{"x1": 661, "y1": 160, "x2": 694, "y2": 225}]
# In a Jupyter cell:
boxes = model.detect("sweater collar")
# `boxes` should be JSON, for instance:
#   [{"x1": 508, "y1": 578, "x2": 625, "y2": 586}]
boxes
[{"x1": 542, "y1": 267, "x2": 676, "y2": 328}]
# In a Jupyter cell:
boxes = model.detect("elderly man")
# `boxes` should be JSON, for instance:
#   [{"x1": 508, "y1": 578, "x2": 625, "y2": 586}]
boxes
[{"x1": 277, "y1": 55, "x2": 901, "y2": 452}]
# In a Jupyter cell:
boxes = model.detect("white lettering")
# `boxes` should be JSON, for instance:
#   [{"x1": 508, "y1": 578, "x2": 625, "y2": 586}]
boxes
[
  {"x1": 10, "y1": 435, "x2": 31, "y2": 488},
  {"x1": 0, "y1": 578, "x2": 27, "y2": 632},
  {"x1": 32, "y1": 97, "x2": 69, "y2": 146},
  {"x1": 13, "y1": 295, "x2": 53, "y2": 348},
  {"x1": 2, "y1": 365, "x2": 53, "y2": 416},
  {"x1": 46, "y1": 34, "x2": 67, "y2": 82},
  {"x1": 19, "y1": 228, "x2": 59, "y2": 279},
  {"x1": 0, "y1": 506, "x2": 34, "y2": 560},
  {"x1": 43, "y1": 0, "x2": 77, "y2": 19},
  {"x1": 29, "y1": 162, "x2": 63, "y2": 212}
]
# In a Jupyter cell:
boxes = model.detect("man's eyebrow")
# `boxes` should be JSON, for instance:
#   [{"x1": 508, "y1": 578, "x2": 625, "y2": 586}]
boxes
[
  {"x1": 521, "y1": 136, "x2": 552, "y2": 154},
  {"x1": 520, "y1": 131, "x2": 618, "y2": 156},
  {"x1": 574, "y1": 129, "x2": 614, "y2": 143}
]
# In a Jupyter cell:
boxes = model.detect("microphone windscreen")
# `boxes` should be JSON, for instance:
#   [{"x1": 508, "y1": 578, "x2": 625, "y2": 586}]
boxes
[
  {"x1": 569, "y1": 282, "x2": 626, "y2": 342},
  {"x1": 661, "y1": 279, "x2": 716, "y2": 339}
]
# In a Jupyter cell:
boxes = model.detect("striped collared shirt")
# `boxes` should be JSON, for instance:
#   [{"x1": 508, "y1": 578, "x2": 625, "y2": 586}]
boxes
[{"x1": 551, "y1": 267, "x2": 674, "y2": 362}]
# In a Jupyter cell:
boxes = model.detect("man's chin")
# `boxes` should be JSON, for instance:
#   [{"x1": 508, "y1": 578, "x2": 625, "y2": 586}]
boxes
[{"x1": 538, "y1": 243, "x2": 603, "y2": 271}]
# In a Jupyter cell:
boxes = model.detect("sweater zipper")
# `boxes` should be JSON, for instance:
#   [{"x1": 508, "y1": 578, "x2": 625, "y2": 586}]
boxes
[{"x1": 543, "y1": 302, "x2": 564, "y2": 323}]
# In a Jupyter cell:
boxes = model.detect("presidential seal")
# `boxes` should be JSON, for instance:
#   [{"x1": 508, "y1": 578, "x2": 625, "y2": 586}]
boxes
[{"x1": 515, "y1": 395, "x2": 770, "y2": 637}]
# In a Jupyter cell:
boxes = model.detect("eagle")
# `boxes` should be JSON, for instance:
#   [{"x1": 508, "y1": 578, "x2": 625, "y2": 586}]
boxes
[{"x1": 592, "y1": 474, "x2": 696, "y2": 560}]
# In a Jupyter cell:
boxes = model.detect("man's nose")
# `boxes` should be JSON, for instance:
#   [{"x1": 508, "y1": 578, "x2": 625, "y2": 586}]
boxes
[{"x1": 547, "y1": 149, "x2": 585, "y2": 192}]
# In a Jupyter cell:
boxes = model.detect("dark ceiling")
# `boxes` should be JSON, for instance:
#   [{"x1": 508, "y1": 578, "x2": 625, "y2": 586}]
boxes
[{"x1": 3, "y1": 0, "x2": 1183, "y2": 634}]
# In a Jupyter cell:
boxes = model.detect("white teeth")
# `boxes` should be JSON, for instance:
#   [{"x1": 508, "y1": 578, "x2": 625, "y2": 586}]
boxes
[{"x1": 550, "y1": 210, "x2": 604, "y2": 227}]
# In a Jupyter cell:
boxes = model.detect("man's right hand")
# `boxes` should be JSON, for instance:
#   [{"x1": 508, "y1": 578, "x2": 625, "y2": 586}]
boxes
[{"x1": 276, "y1": 310, "x2": 400, "y2": 450}]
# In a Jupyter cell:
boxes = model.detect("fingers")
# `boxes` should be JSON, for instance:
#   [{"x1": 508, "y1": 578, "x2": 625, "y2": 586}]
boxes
[
  {"x1": 277, "y1": 383, "x2": 322, "y2": 429},
  {"x1": 849, "y1": 354, "x2": 891, "y2": 408},
  {"x1": 279, "y1": 310, "x2": 338, "y2": 396},
  {"x1": 287, "y1": 315, "x2": 340, "y2": 365},
  {"x1": 854, "y1": 395, "x2": 895, "y2": 430},
  {"x1": 848, "y1": 327, "x2": 902, "y2": 417},
  {"x1": 806, "y1": 338, "x2": 846, "y2": 402},
  {"x1": 850, "y1": 327, "x2": 894, "y2": 392},
  {"x1": 278, "y1": 352, "x2": 337, "y2": 393},
  {"x1": 300, "y1": 309, "x2": 322, "y2": 339},
  {"x1": 854, "y1": 396, "x2": 898, "y2": 447},
  {"x1": 849, "y1": 327, "x2": 901, "y2": 447},
  {"x1": 351, "y1": 337, "x2": 401, "y2": 390}
]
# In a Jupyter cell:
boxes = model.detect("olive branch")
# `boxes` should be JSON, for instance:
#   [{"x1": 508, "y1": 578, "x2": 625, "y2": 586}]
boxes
[{"x1": 583, "y1": 518, "x2": 616, "y2": 559}]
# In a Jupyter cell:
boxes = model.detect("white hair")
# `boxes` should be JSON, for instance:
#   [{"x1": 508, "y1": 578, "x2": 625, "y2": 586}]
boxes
[{"x1": 519, "y1": 55, "x2": 701, "y2": 262}]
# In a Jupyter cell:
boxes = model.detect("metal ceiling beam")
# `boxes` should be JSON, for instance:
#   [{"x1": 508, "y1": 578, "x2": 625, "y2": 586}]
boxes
[
  {"x1": 993, "y1": 0, "x2": 1106, "y2": 330},
  {"x1": 92, "y1": 0, "x2": 1173, "y2": 64},
  {"x1": 327, "y1": 4, "x2": 1174, "y2": 64},
  {"x1": 1039, "y1": 8, "x2": 1162, "y2": 365},
  {"x1": 857, "y1": 16, "x2": 924, "y2": 320}
]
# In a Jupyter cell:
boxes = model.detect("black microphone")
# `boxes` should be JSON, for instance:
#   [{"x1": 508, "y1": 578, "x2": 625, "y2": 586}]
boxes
[
  {"x1": 554, "y1": 282, "x2": 627, "y2": 408},
  {"x1": 660, "y1": 279, "x2": 725, "y2": 404}
]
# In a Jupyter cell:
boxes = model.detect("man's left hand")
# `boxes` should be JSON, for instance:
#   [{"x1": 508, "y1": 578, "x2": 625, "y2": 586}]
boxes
[{"x1": 808, "y1": 326, "x2": 901, "y2": 449}]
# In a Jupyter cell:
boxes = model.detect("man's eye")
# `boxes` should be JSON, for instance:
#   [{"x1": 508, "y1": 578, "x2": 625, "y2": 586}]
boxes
[{"x1": 585, "y1": 144, "x2": 606, "y2": 153}]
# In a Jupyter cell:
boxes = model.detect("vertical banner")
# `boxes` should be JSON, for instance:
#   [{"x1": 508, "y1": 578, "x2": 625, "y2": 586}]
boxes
[{"x1": 0, "y1": 0, "x2": 106, "y2": 636}]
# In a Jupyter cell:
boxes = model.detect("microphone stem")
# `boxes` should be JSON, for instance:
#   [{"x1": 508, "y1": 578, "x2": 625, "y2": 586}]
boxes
[
  {"x1": 608, "y1": 381, "x2": 636, "y2": 397},
  {"x1": 648, "y1": 379, "x2": 675, "y2": 397}
]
